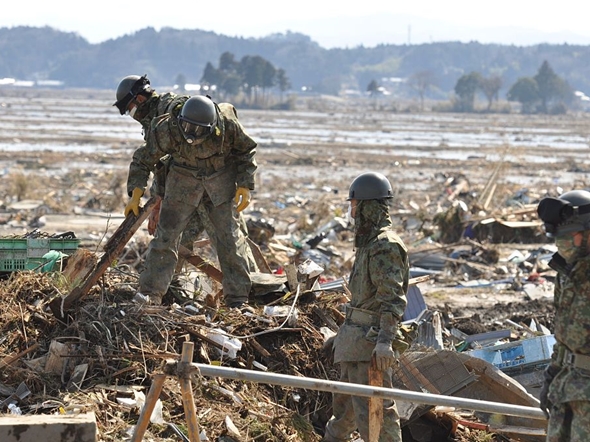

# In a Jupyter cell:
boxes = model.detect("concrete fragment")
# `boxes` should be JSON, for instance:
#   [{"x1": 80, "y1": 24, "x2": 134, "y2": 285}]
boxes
[{"x1": 0, "y1": 412, "x2": 97, "y2": 442}]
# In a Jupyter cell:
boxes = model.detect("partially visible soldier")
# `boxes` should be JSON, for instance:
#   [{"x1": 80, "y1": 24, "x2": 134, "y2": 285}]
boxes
[
  {"x1": 113, "y1": 74, "x2": 185, "y2": 138},
  {"x1": 537, "y1": 190, "x2": 590, "y2": 442},
  {"x1": 125, "y1": 94, "x2": 257, "y2": 308},
  {"x1": 323, "y1": 172, "x2": 408, "y2": 442}
]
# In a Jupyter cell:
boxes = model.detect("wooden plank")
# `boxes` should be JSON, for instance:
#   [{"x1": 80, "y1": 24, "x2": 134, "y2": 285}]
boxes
[
  {"x1": 367, "y1": 362, "x2": 383, "y2": 442},
  {"x1": 49, "y1": 197, "x2": 157, "y2": 318},
  {"x1": 247, "y1": 237, "x2": 272, "y2": 273},
  {"x1": 178, "y1": 245, "x2": 223, "y2": 283},
  {"x1": 0, "y1": 342, "x2": 40, "y2": 370}
]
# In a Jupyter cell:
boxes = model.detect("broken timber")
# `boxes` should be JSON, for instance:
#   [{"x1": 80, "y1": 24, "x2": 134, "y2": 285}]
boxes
[
  {"x1": 49, "y1": 197, "x2": 158, "y2": 318},
  {"x1": 178, "y1": 244, "x2": 223, "y2": 283},
  {"x1": 368, "y1": 361, "x2": 384, "y2": 442}
]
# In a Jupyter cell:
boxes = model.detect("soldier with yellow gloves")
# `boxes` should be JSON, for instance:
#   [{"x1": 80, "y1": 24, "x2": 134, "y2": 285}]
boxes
[
  {"x1": 537, "y1": 190, "x2": 590, "y2": 442},
  {"x1": 114, "y1": 75, "x2": 258, "y2": 281},
  {"x1": 148, "y1": 155, "x2": 259, "y2": 274},
  {"x1": 323, "y1": 172, "x2": 408, "y2": 442},
  {"x1": 124, "y1": 94, "x2": 257, "y2": 308}
]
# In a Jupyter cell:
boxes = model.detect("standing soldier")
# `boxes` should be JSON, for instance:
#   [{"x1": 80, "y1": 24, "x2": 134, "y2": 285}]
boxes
[
  {"x1": 114, "y1": 75, "x2": 257, "y2": 282},
  {"x1": 124, "y1": 94, "x2": 257, "y2": 308},
  {"x1": 324, "y1": 172, "x2": 408, "y2": 442},
  {"x1": 537, "y1": 190, "x2": 590, "y2": 442}
]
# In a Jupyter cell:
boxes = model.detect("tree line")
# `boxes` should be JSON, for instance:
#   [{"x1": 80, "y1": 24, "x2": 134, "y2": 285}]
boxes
[
  {"x1": 368, "y1": 60, "x2": 576, "y2": 114},
  {"x1": 175, "y1": 51, "x2": 291, "y2": 108}
]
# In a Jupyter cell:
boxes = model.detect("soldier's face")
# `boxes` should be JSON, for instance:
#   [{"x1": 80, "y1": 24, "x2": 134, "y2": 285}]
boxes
[{"x1": 556, "y1": 231, "x2": 583, "y2": 263}]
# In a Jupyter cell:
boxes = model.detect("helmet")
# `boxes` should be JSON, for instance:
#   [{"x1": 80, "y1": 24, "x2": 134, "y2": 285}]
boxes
[
  {"x1": 537, "y1": 189, "x2": 590, "y2": 238},
  {"x1": 178, "y1": 95, "x2": 217, "y2": 144},
  {"x1": 113, "y1": 74, "x2": 153, "y2": 115},
  {"x1": 348, "y1": 172, "x2": 393, "y2": 200}
]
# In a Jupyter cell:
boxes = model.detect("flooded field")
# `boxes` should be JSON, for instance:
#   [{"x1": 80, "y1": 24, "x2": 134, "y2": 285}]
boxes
[
  {"x1": 1, "y1": 88, "x2": 589, "y2": 193},
  {"x1": 0, "y1": 87, "x2": 589, "y2": 312}
]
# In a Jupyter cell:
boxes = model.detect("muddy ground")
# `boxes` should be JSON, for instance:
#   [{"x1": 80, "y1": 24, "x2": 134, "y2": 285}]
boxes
[
  {"x1": 0, "y1": 87, "x2": 589, "y2": 440},
  {"x1": 1, "y1": 87, "x2": 587, "y2": 318}
]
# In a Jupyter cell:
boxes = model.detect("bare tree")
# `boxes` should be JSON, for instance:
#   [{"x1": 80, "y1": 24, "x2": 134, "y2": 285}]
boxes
[{"x1": 408, "y1": 70, "x2": 436, "y2": 111}]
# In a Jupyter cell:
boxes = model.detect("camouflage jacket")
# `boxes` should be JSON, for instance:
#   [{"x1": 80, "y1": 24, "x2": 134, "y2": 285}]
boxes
[
  {"x1": 334, "y1": 199, "x2": 409, "y2": 362},
  {"x1": 548, "y1": 253, "x2": 590, "y2": 403},
  {"x1": 126, "y1": 101, "x2": 257, "y2": 205}
]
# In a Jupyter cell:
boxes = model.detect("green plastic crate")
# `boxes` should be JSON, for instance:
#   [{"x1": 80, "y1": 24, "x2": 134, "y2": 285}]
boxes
[{"x1": 0, "y1": 237, "x2": 80, "y2": 271}]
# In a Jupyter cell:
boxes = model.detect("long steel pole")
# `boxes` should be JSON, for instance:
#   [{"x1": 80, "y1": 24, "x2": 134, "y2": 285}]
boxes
[{"x1": 191, "y1": 363, "x2": 546, "y2": 421}]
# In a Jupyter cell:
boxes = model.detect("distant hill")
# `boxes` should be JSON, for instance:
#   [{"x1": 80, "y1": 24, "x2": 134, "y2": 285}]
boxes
[{"x1": 1, "y1": 25, "x2": 590, "y2": 100}]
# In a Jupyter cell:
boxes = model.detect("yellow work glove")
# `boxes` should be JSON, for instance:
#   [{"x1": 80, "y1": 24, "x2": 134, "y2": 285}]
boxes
[
  {"x1": 124, "y1": 187, "x2": 144, "y2": 217},
  {"x1": 234, "y1": 187, "x2": 251, "y2": 212}
]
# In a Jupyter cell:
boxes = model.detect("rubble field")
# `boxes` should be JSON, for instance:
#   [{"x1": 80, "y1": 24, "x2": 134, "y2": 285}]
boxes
[{"x1": 0, "y1": 88, "x2": 589, "y2": 441}]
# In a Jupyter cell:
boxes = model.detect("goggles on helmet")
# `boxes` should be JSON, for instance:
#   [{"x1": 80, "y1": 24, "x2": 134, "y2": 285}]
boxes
[
  {"x1": 178, "y1": 116, "x2": 214, "y2": 144},
  {"x1": 114, "y1": 75, "x2": 151, "y2": 115}
]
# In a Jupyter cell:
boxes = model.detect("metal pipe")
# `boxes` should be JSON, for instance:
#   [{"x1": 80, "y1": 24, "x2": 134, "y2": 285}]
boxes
[{"x1": 192, "y1": 363, "x2": 546, "y2": 421}]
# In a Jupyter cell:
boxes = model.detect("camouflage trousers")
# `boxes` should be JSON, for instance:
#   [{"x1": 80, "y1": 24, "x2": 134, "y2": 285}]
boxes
[
  {"x1": 139, "y1": 195, "x2": 252, "y2": 305},
  {"x1": 324, "y1": 361, "x2": 402, "y2": 442},
  {"x1": 179, "y1": 203, "x2": 258, "y2": 273},
  {"x1": 547, "y1": 400, "x2": 590, "y2": 442}
]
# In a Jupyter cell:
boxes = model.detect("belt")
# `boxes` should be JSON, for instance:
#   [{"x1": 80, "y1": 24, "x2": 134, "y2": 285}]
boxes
[
  {"x1": 345, "y1": 306, "x2": 379, "y2": 327},
  {"x1": 563, "y1": 350, "x2": 590, "y2": 371},
  {"x1": 172, "y1": 160, "x2": 227, "y2": 179}
]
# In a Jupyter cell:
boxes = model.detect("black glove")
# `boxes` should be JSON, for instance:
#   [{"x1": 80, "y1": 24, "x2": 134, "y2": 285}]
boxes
[{"x1": 540, "y1": 363, "x2": 561, "y2": 418}]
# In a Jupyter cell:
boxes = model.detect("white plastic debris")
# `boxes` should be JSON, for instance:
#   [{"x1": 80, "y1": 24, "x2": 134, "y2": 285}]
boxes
[
  {"x1": 263, "y1": 305, "x2": 299, "y2": 326},
  {"x1": 206, "y1": 328, "x2": 242, "y2": 359},
  {"x1": 297, "y1": 259, "x2": 324, "y2": 278},
  {"x1": 8, "y1": 403, "x2": 22, "y2": 415}
]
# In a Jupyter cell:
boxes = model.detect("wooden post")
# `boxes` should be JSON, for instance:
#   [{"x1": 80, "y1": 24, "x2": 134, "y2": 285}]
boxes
[
  {"x1": 130, "y1": 373, "x2": 166, "y2": 442},
  {"x1": 367, "y1": 361, "x2": 383, "y2": 442},
  {"x1": 179, "y1": 342, "x2": 201, "y2": 442}
]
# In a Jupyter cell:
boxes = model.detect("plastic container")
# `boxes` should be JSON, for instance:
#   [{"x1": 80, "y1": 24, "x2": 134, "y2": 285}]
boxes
[
  {"x1": 0, "y1": 237, "x2": 80, "y2": 271},
  {"x1": 467, "y1": 335, "x2": 556, "y2": 371}
]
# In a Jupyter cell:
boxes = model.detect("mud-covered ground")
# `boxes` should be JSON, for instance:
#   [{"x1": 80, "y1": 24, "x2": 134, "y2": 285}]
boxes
[
  {"x1": 2, "y1": 87, "x2": 589, "y2": 440},
  {"x1": 1, "y1": 87, "x2": 587, "y2": 321}
]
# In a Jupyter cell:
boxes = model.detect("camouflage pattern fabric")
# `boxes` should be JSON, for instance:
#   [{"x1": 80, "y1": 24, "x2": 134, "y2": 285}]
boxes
[
  {"x1": 546, "y1": 400, "x2": 590, "y2": 441},
  {"x1": 326, "y1": 199, "x2": 408, "y2": 441},
  {"x1": 333, "y1": 199, "x2": 409, "y2": 363},
  {"x1": 324, "y1": 361, "x2": 401, "y2": 442},
  {"x1": 127, "y1": 102, "x2": 257, "y2": 196},
  {"x1": 128, "y1": 100, "x2": 257, "y2": 305},
  {"x1": 150, "y1": 156, "x2": 258, "y2": 271},
  {"x1": 546, "y1": 254, "x2": 590, "y2": 440}
]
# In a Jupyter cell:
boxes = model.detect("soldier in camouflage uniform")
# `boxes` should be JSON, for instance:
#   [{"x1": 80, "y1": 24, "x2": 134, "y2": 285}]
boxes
[
  {"x1": 324, "y1": 172, "x2": 408, "y2": 442},
  {"x1": 537, "y1": 190, "x2": 590, "y2": 442},
  {"x1": 124, "y1": 94, "x2": 257, "y2": 308},
  {"x1": 114, "y1": 76, "x2": 257, "y2": 283},
  {"x1": 148, "y1": 154, "x2": 258, "y2": 272}
]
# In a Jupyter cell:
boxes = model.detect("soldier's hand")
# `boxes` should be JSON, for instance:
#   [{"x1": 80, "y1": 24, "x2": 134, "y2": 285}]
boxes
[
  {"x1": 234, "y1": 187, "x2": 251, "y2": 212},
  {"x1": 372, "y1": 342, "x2": 395, "y2": 371},
  {"x1": 540, "y1": 363, "x2": 560, "y2": 418},
  {"x1": 147, "y1": 197, "x2": 162, "y2": 235},
  {"x1": 125, "y1": 187, "x2": 144, "y2": 217}
]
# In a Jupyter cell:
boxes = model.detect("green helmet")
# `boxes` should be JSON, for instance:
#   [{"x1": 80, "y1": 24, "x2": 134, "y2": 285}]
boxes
[
  {"x1": 113, "y1": 74, "x2": 153, "y2": 115},
  {"x1": 348, "y1": 172, "x2": 393, "y2": 200},
  {"x1": 537, "y1": 189, "x2": 590, "y2": 238},
  {"x1": 178, "y1": 95, "x2": 217, "y2": 144}
]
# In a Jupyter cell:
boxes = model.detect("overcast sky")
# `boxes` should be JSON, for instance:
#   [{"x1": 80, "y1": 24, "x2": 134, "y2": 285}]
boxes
[{"x1": 1, "y1": 1, "x2": 589, "y2": 48}]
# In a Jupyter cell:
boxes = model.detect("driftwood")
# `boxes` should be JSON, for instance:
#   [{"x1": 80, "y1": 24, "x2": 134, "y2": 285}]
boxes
[{"x1": 49, "y1": 197, "x2": 157, "y2": 318}]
